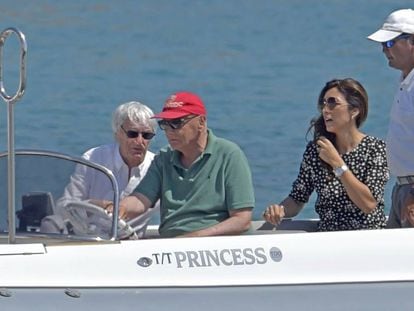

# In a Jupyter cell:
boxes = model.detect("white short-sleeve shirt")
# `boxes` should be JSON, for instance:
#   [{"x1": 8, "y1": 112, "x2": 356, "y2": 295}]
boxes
[{"x1": 387, "y1": 68, "x2": 414, "y2": 177}]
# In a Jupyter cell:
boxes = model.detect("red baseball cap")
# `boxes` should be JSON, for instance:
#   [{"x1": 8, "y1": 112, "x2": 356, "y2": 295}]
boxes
[{"x1": 152, "y1": 91, "x2": 206, "y2": 119}]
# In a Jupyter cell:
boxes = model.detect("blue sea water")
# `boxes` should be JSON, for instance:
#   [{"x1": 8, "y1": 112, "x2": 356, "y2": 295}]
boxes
[{"x1": 0, "y1": 0, "x2": 411, "y2": 220}]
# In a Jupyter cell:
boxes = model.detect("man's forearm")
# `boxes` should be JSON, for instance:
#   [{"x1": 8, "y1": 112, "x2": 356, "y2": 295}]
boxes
[
  {"x1": 120, "y1": 193, "x2": 152, "y2": 219},
  {"x1": 180, "y1": 208, "x2": 252, "y2": 237}
]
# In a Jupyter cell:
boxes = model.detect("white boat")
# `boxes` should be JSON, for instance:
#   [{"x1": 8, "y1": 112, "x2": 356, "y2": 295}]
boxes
[{"x1": 1, "y1": 28, "x2": 414, "y2": 311}]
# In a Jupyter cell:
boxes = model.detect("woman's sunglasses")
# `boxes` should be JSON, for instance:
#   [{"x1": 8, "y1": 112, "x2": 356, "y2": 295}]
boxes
[
  {"x1": 121, "y1": 125, "x2": 155, "y2": 140},
  {"x1": 319, "y1": 97, "x2": 348, "y2": 111}
]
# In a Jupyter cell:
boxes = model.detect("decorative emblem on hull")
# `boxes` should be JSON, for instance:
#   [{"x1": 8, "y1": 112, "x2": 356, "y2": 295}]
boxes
[
  {"x1": 269, "y1": 247, "x2": 283, "y2": 262},
  {"x1": 137, "y1": 257, "x2": 153, "y2": 267},
  {"x1": 0, "y1": 288, "x2": 12, "y2": 297}
]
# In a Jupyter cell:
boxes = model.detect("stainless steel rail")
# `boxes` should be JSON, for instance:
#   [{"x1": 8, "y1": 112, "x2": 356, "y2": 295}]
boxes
[{"x1": 0, "y1": 27, "x2": 27, "y2": 243}]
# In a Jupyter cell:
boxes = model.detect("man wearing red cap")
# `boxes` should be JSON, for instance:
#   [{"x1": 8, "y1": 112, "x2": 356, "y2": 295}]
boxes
[
  {"x1": 367, "y1": 9, "x2": 414, "y2": 227},
  {"x1": 119, "y1": 91, "x2": 255, "y2": 237}
]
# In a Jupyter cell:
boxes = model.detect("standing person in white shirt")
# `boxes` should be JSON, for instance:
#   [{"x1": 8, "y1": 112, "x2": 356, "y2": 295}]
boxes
[
  {"x1": 367, "y1": 9, "x2": 414, "y2": 227},
  {"x1": 59, "y1": 101, "x2": 159, "y2": 236}
]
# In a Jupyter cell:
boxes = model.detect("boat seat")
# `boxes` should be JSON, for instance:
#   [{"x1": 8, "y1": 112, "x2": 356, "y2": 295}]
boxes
[
  {"x1": 17, "y1": 192, "x2": 55, "y2": 233},
  {"x1": 253, "y1": 219, "x2": 319, "y2": 233}
]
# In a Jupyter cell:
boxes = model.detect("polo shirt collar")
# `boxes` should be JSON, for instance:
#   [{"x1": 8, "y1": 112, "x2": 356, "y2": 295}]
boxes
[{"x1": 203, "y1": 129, "x2": 215, "y2": 155}]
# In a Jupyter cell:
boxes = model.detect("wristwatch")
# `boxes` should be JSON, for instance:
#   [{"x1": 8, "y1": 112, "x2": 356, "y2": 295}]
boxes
[{"x1": 333, "y1": 164, "x2": 349, "y2": 178}]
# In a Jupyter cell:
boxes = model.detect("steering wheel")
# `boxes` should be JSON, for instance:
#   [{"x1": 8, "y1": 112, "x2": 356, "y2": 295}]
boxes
[{"x1": 63, "y1": 200, "x2": 137, "y2": 240}]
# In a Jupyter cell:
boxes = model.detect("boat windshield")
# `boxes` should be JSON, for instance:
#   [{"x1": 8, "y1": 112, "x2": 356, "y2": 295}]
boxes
[{"x1": 0, "y1": 150, "x2": 124, "y2": 242}]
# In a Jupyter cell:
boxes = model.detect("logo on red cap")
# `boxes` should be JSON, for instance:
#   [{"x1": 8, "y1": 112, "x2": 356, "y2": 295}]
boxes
[{"x1": 164, "y1": 95, "x2": 184, "y2": 109}]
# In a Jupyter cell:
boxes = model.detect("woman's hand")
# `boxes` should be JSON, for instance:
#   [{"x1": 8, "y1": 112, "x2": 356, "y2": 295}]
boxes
[
  {"x1": 316, "y1": 136, "x2": 343, "y2": 168},
  {"x1": 263, "y1": 204, "x2": 285, "y2": 225}
]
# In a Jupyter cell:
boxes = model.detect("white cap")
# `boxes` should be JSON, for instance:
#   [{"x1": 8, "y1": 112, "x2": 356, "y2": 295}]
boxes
[{"x1": 367, "y1": 9, "x2": 414, "y2": 42}]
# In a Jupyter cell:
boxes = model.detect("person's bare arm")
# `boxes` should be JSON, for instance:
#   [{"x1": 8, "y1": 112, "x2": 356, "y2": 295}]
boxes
[
  {"x1": 118, "y1": 193, "x2": 153, "y2": 220},
  {"x1": 402, "y1": 189, "x2": 414, "y2": 227},
  {"x1": 263, "y1": 196, "x2": 304, "y2": 225},
  {"x1": 179, "y1": 207, "x2": 252, "y2": 237}
]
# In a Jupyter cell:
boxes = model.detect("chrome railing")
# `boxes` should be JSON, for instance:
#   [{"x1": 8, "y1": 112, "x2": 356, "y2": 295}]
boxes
[{"x1": 0, "y1": 27, "x2": 27, "y2": 243}]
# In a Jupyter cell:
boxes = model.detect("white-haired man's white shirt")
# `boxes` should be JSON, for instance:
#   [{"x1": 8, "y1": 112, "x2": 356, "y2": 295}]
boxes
[{"x1": 60, "y1": 143, "x2": 159, "y2": 237}]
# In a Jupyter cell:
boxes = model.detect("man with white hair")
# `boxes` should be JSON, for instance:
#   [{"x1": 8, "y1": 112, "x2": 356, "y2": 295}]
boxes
[
  {"x1": 59, "y1": 101, "x2": 159, "y2": 237},
  {"x1": 367, "y1": 9, "x2": 414, "y2": 227}
]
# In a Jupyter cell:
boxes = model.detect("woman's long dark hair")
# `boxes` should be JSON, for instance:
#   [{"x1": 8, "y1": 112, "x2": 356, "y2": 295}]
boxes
[
  {"x1": 307, "y1": 78, "x2": 368, "y2": 146},
  {"x1": 306, "y1": 78, "x2": 369, "y2": 176}
]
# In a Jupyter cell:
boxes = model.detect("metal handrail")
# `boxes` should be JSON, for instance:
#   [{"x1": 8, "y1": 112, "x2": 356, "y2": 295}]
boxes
[
  {"x1": 0, "y1": 27, "x2": 27, "y2": 243},
  {"x1": 0, "y1": 27, "x2": 27, "y2": 103}
]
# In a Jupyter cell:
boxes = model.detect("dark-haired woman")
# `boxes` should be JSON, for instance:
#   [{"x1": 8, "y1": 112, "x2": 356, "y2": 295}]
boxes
[{"x1": 264, "y1": 78, "x2": 389, "y2": 231}]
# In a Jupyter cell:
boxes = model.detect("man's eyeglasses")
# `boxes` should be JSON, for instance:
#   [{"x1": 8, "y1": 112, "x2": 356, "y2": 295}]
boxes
[
  {"x1": 382, "y1": 34, "x2": 412, "y2": 49},
  {"x1": 120, "y1": 125, "x2": 155, "y2": 140},
  {"x1": 319, "y1": 97, "x2": 348, "y2": 111},
  {"x1": 158, "y1": 115, "x2": 198, "y2": 130}
]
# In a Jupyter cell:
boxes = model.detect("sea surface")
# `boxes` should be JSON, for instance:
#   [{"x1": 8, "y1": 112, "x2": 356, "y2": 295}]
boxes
[{"x1": 0, "y1": 0, "x2": 412, "y2": 220}]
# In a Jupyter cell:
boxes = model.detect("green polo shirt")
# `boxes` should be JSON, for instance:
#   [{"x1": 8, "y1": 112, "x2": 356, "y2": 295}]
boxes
[{"x1": 134, "y1": 129, "x2": 255, "y2": 237}]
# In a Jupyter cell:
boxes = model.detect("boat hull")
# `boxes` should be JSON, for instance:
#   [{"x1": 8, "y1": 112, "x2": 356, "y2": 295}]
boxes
[{"x1": 1, "y1": 282, "x2": 414, "y2": 311}]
